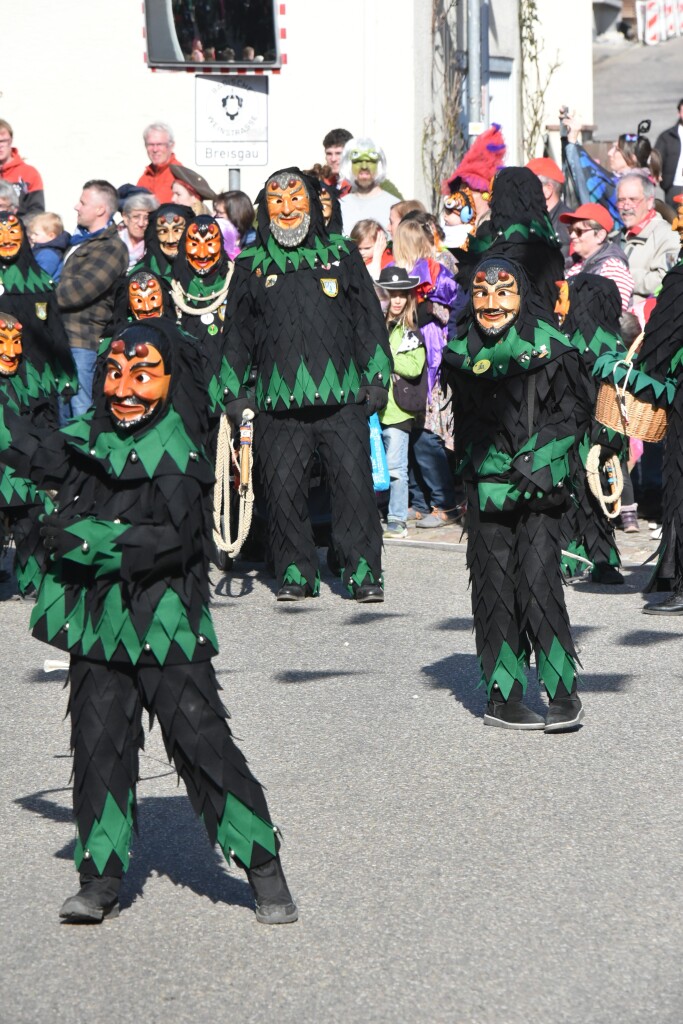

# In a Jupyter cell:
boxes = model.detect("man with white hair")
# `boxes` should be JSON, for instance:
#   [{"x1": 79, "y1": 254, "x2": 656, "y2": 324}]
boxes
[
  {"x1": 339, "y1": 138, "x2": 397, "y2": 234},
  {"x1": 617, "y1": 170, "x2": 679, "y2": 301},
  {"x1": 57, "y1": 180, "x2": 128, "y2": 416},
  {"x1": 137, "y1": 122, "x2": 182, "y2": 204}
]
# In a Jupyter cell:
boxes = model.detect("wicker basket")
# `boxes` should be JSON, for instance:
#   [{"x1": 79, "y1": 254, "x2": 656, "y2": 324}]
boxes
[{"x1": 594, "y1": 334, "x2": 668, "y2": 443}]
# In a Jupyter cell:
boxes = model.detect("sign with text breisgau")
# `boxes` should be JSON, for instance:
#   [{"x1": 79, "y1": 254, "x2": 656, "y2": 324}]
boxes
[{"x1": 195, "y1": 75, "x2": 268, "y2": 166}]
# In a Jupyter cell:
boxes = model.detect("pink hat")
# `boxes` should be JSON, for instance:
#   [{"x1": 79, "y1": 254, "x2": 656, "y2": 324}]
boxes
[{"x1": 442, "y1": 125, "x2": 506, "y2": 195}]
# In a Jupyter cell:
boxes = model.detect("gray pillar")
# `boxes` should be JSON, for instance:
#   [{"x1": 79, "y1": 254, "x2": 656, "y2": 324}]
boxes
[{"x1": 467, "y1": 0, "x2": 482, "y2": 143}]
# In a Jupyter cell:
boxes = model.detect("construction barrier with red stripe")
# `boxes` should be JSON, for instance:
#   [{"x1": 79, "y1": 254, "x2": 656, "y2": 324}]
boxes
[{"x1": 636, "y1": 0, "x2": 683, "y2": 43}]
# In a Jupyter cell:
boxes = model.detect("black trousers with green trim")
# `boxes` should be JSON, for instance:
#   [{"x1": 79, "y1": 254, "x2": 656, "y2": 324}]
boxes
[
  {"x1": 561, "y1": 471, "x2": 620, "y2": 571},
  {"x1": 69, "y1": 656, "x2": 274, "y2": 877},
  {"x1": 466, "y1": 486, "x2": 577, "y2": 696},
  {"x1": 254, "y1": 403, "x2": 382, "y2": 590}
]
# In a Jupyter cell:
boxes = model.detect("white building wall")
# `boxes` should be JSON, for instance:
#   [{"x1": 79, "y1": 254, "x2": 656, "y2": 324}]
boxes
[
  {"x1": 2, "y1": 0, "x2": 430, "y2": 226},
  {"x1": 533, "y1": 0, "x2": 594, "y2": 161}
]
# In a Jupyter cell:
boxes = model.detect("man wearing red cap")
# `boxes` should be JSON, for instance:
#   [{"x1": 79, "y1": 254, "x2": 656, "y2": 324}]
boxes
[
  {"x1": 526, "y1": 156, "x2": 573, "y2": 261},
  {"x1": 560, "y1": 202, "x2": 635, "y2": 312}
]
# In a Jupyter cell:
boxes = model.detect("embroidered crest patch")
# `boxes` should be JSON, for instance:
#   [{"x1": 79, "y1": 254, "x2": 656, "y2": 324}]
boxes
[
  {"x1": 320, "y1": 278, "x2": 338, "y2": 298},
  {"x1": 35, "y1": 302, "x2": 48, "y2": 321},
  {"x1": 472, "y1": 359, "x2": 491, "y2": 375}
]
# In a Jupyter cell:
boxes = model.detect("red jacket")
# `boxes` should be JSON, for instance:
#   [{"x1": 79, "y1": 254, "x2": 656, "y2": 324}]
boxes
[
  {"x1": 0, "y1": 147, "x2": 44, "y2": 215},
  {"x1": 137, "y1": 154, "x2": 182, "y2": 204}
]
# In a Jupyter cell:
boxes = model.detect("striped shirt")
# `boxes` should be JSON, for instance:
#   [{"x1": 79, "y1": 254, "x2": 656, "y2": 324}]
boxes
[{"x1": 567, "y1": 257, "x2": 635, "y2": 313}]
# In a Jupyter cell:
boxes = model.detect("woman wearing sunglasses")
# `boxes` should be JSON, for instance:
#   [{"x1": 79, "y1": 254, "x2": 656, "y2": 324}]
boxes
[{"x1": 562, "y1": 111, "x2": 661, "y2": 229}]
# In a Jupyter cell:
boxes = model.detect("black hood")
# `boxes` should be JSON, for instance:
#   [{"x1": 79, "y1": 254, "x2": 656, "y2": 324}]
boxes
[
  {"x1": 563, "y1": 272, "x2": 622, "y2": 339},
  {"x1": 107, "y1": 268, "x2": 174, "y2": 335},
  {"x1": 92, "y1": 319, "x2": 210, "y2": 446},
  {"x1": 172, "y1": 214, "x2": 230, "y2": 292},
  {"x1": 254, "y1": 166, "x2": 330, "y2": 248},
  {"x1": 142, "y1": 202, "x2": 195, "y2": 276}
]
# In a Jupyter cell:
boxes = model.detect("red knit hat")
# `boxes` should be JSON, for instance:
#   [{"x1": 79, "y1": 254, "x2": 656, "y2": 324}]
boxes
[
  {"x1": 442, "y1": 125, "x2": 506, "y2": 195},
  {"x1": 526, "y1": 156, "x2": 564, "y2": 184}
]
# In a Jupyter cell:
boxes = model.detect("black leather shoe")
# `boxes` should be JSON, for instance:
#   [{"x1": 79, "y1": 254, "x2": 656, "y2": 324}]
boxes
[
  {"x1": 246, "y1": 856, "x2": 298, "y2": 925},
  {"x1": 354, "y1": 583, "x2": 384, "y2": 603},
  {"x1": 483, "y1": 681, "x2": 545, "y2": 731},
  {"x1": 545, "y1": 693, "x2": 584, "y2": 732},
  {"x1": 643, "y1": 589, "x2": 683, "y2": 615},
  {"x1": 276, "y1": 583, "x2": 309, "y2": 601},
  {"x1": 59, "y1": 875, "x2": 121, "y2": 924},
  {"x1": 591, "y1": 563, "x2": 624, "y2": 585}
]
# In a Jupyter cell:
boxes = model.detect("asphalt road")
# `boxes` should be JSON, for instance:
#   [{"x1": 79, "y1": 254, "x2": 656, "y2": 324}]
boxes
[
  {"x1": 1, "y1": 535, "x2": 681, "y2": 1024},
  {"x1": 593, "y1": 33, "x2": 683, "y2": 143}
]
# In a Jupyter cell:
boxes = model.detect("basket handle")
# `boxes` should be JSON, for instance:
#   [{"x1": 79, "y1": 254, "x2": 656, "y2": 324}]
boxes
[{"x1": 624, "y1": 331, "x2": 644, "y2": 364}]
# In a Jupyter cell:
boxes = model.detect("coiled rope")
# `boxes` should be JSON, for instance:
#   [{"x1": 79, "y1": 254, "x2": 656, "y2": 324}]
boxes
[
  {"x1": 586, "y1": 443, "x2": 623, "y2": 520},
  {"x1": 212, "y1": 412, "x2": 254, "y2": 558}
]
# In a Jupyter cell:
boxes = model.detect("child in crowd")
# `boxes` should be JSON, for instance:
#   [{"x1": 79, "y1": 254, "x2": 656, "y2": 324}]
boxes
[
  {"x1": 376, "y1": 266, "x2": 426, "y2": 538},
  {"x1": 350, "y1": 218, "x2": 393, "y2": 280},
  {"x1": 28, "y1": 212, "x2": 70, "y2": 283},
  {"x1": 390, "y1": 217, "x2": 459, "y2": 528}
]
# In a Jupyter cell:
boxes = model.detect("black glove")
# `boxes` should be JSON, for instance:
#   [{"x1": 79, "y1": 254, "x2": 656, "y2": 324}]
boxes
[
  {"x1": 417, "y1": 300, "x2": 435, "y2": 328},
  {"x1": 225, "y1": 397, "x2": 256, "y2": 426},
  {"x1": 356, "y1": 385, "x2": 388, "y2": 416},
  {"x1": 39, "y1": 514, "x2": 78, "y2": 560}
]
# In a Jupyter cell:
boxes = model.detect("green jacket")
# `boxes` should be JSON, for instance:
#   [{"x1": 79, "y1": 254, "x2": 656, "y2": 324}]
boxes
[{"x1": 379, "y1": 321, "x2": 426, "y2": 426}]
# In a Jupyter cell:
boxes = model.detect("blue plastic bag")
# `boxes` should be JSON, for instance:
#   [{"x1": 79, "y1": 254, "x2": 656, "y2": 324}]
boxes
[{"x1": 369, "y1": 413, "x2": 390, "y2": 491}]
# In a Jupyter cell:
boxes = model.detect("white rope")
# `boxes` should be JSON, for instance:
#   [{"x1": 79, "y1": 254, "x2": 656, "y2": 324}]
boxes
[
  {"x1": 171, "y1": 263, "x2": 234, "y2": 317},
  {"x1": 561, "y1": 550, "x2": 594, "y2": 569},
  {"x1": 212, "y1": 412, "x2": 254, "y2": 559},
  {"x1": 586, "y1": 444, "x2": 623, "y2": 520}
]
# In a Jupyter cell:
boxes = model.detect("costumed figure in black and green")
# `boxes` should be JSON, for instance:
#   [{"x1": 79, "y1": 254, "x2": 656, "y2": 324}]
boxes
[
  {"x1": 0, "y1": 312, "x2": 56, "y2": 595},
  {"x1": 170, "y1": 214, "x2": 234, "y2": 418},
  {"x1": 221, "y1": 167, "x2": 392, "y2": 601},
  {"x1": 594, "y1": 258, "x2": 683, "y2": 613},
  {"x1": 443, "y1": 257, "x2": 593, "y2": 731},
  {"x1": 130, "y1": 202, "x2": 193, "y2": 285},
  {"x1": 0, "y1": 211, "x2": 77, "y2": 410},
  {"x1": 560, "y1": 273, "x2": 628, "y2": 584},
  {"x1": 461, "y1": 166, "x2": 566, "y2": 316},
  {"x1": 107, "y1": 267, "x2": 174, "y2": 335},
  {"x1": 0, "y1": 319, "x2": 297, "y2": 924}
]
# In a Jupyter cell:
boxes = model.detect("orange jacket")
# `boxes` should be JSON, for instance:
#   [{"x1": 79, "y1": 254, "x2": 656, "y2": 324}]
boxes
[{"x1": 137, "y1": 153, "x2": 182, "y2": 204}]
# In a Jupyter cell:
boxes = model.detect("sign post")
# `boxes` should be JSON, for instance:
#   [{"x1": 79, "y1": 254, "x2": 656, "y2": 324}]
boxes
[{"x1": 195, "y1": 75, "x2": 268, "y2": 169}]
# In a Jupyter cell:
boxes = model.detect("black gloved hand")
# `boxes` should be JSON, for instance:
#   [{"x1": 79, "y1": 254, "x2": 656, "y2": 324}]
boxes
[
  {"x1": 39, "y1": 514, "x2": 78, "y2": 560},
  {"x1": 225, "y1": 397, "x2": 256, "y2": 426},
  {"x1": 356, "y1": 385, "x2": 389, "y2": 416}
]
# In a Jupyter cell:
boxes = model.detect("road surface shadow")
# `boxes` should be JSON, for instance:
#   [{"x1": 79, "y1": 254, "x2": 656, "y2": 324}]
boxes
[
  {"x1": 274, "y1": 668, "x2": 358, "y2": 684},
  {"x1": 14, "y1": 791, "x2": 253, "y2": 913}
]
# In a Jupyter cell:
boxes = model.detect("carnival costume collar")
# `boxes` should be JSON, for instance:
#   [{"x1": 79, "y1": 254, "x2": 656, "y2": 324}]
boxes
[{"x1": 239, "y1": 232, "x2": 350, "y2": 275}]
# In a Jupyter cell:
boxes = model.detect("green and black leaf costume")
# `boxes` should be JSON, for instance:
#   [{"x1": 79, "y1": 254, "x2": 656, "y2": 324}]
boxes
[
  {"x1": 0, "y1": 345, "x2": 56, "y2": 594},
  {"x1": 594, "y1": 258, "x2": 683, "y2": 592},
  {"x1": 560, "y1": 273, "x2": 627, "y2": 576},
  {"x1": 0, "y1": 212, "x2": 77, "y2": 406},
  {"x1": 221, "y1": 167, "x2": 392, "y2": 594},
  {"x1": 443, "y1": 261, "x2": 593, "y2": 698},
  {"x1": 0, "y1": 320, "x2": 278, "y2": 880}
]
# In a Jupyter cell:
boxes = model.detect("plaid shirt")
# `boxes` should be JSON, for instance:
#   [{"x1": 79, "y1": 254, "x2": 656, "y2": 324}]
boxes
[{"x1": 56, "y1": 226, "x2": 128, "y2": 351}]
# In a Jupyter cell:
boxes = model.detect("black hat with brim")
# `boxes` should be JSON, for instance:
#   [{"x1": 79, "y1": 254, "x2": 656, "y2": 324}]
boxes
[{"x1": 375, "y1": 266, "x2": 420, "y2": 291}]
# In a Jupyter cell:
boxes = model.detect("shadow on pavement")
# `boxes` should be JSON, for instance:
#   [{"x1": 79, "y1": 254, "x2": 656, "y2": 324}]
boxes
[
  {"x1": 577, "y1": 672, "x2": 634, "y2": 692},
  {"x1": 617, "y1": 629, "x2": 681, "y2": 646},
  {"x1": 433, "y1": 616, "x2": 475, "y2": 632},
  {"x1": 421, "y1": 652, "x2": 487, "y2": 719},
  {"x1": 15, "y1": 790, "x2": 253, "y2": 912},
  {"x1": 274, "y1": 668, "x2": 359, "y2": 684}
]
